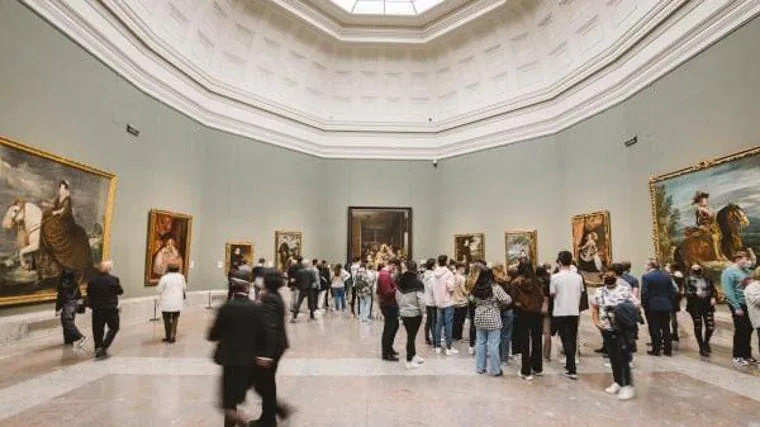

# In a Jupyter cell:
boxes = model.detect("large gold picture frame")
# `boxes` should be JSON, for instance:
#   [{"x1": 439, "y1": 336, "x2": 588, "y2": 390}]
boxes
[
  {"x1": 347, "y1": 206, "x2": 412, "y2": 265},
  {"x1": 505, "y1": 229, "x2": 538, "y2": 270},
  {"x1": 145, "y1": 209, "x2": 193, "y2": 285},
  {"x1": 572, "y1": 211, "x2": 611, "y2": 286},
  {"x1": 454, "y1": 233, "x2": 485, "y2": 264},
  {"x1": 225, "y1": 241, "x2": 254, "y2": 275},
  {"x1": 275, "y1": 230, "x2": 302, "y2": 272},
  {"x1": 0, "y1": 136, "x2": 117, "y2": 306},
  {"x1": 649, "y1": 146, "x2": 760, "y2": 282}
]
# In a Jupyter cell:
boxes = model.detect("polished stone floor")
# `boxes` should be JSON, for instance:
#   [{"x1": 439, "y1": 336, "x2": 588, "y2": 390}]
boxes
[{"x1": 1, "y1": 305, "x2": 759, "y2": 427}]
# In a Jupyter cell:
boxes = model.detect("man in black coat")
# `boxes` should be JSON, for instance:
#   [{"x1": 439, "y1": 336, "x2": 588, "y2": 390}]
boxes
[
  {"x1": 641, "y1": 259, "x2": 676, "y2": 356},
  {"x1": 86, "y1": 260, "x2": 123, "y2": 360},
  {"x1": 291, "y1": 259, "x2": 318, "y2": 322},
  {"x1": 208, "y1": 270, "x2": 269, "y2": 427}
]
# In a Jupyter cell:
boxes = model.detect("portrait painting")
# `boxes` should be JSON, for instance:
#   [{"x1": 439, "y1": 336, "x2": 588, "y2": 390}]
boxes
[
  {"x1": 145, "y1": 209, "x2": 192, "y2": 285},
  {"x1": 275, "y1": 231, "x2": 302, "y2": 272},
  {"x1": 505, "y1": 230, "x2": 537, "y2": 270},
  {"x1": 454, "y1": 233, "x2": 485, "y2": 265},
  {"x1": 650, "y1": 146, "x2": 760, "y2": 287},
  {"x1": 225, "y1": 241, "x2": 253, "y2": 275},
  {"x1": 347, "y1": 207, "x2": 412, "y2": 266},
  {"x1": 572, "y1": 211, "x2": 611, "y2": 286},
  {"x1": 0, "y1": 136, "x2": 116, "y2": 306}
]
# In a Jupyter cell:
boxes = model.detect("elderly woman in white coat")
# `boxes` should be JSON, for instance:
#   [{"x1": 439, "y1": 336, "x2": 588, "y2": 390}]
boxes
[{"x1": 157, "y1": 264, "x2": 187, "y2": 343}]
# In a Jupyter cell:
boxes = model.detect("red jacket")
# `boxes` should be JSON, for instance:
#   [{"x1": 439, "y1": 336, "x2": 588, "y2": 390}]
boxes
[{"x1": 376, "y1": 269, "x2": 398, "y2": 307}]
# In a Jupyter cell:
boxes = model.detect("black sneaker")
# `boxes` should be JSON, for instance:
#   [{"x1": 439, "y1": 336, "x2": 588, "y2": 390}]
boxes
[
  {"x1": 704, "y1": 343, "x2": 712, "y2": 354},
  {"x1": 562, "y1": 371, "x2": 578, "y2": 380},
  {"x1": 382, "y1": 355, "x2": 399, "y2": 362}
]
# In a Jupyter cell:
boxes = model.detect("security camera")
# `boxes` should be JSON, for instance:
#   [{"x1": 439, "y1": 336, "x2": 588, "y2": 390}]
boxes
[{"x1": 433, "y1": 159, "x2": 438, "y2": 168}]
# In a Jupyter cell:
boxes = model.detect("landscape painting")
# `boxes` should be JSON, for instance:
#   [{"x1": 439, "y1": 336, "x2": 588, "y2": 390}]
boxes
[
  {"x1": 0, "y1": 136, "x2": 116, "y2": 306},
  {"x1": 348, "y1": 207, "x2": 412, "y2": 266},
  {"x1": 505, "y1": 230, "x2": 537, "y2": 270},
  {"x1": 455, "y1": 233, "x2": 485, "y2": 265},
  {"x1": 572, "y1": 211, "x2": 611, "y2": 286},
  {"x1": 275, "y1": 231, "x2": 302, "y2": 272},
  {"x1": 145, "y1": 209, "x2": 192, "y2": 285},
  {"x1": 650, "y1": 146, "x2": 760, "y2": 290},
  {"x1": 225, "y1": 241, "x2": 254, "y2": 275}
]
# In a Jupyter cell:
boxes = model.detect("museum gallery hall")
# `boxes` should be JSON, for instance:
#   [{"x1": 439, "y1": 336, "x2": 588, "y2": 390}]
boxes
[{"x1": 1, "y1": 0, "x2": 760, "y2": 426}]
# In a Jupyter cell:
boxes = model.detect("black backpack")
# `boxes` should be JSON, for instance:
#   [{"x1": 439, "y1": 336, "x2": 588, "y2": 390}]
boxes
[{"x1": 612, "y1": 300, "x2": 640, "y2": 333}]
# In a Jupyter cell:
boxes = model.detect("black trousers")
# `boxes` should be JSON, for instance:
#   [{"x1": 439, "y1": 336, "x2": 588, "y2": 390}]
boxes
[
  {"x1": 555, "y1": 316, "x2": 579, "y2": 374},
  {"x1": 381, "y1": 305, "x2": 400, "y2": 357},
  {"x1": 293, "y1": 289, "x2": 317, "y2": 319},
  {"x1": 221, "y1": 366, "x2": 255, "y2": 411},
  {"x1": 512, "y1": 311, "x2": 524, "y2": 356},
  {"x1": 402, "y1": 316, "x2": 422, "y2": 362},
  {"x1": 670, "y1": 311, "x2": 680, "y2": 341},
  {"x1": 688, "y1": 302, "x2": 715, "y2": 352},
  {"x1": 92, "y1": 308, "x2": 119, "y2": 351},
  {"x1": 452, "y1": 306, "x2": 468, "y2": 340},
  {"x1": 517, "y1": 311, "x2": 543, "y2": 376},
  {"x1": 60, "y1": 301, "x2": 84, "y2": 344},
  {"x1": 603, "y1": 330, "x2": 633, "y2": 387},
  {"x1": 646, "y1": 311, "x2": 672, "y2": 355},
  {"x1": 162, "y1": 311, "x2": 180, "y2": 340},
  {"x1": 729, "y1": 304, "x2": 753, "y2": 359},
  {"x1": 468, "y1": 301, "x2": 476, "y2": 348},
  {"x1": 424, "y1": 306, "x2": 437, "y2": 345},
  {"x1": 252, "y1": 358, "x2": 283, "y2": 427},
  {"x1": 350, "y1": 287, "x2": 357, "y2": 315}
]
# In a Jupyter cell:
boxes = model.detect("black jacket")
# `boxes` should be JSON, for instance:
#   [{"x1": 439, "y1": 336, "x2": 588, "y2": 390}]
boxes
[
  {"x1": 55, "y1": 280, "x2": 82, "y2": 312},
  {"x1": 295, "y1": 267, "x2": 316, "y2": 291},
  {"x1": 86, "y1": 272, "x2": 123, "y2": 310},
  {"x1": 685, "y1": 275, "x2": 717, "y2": 313},
  {"x1": 258, "y1": 290, "x2": 289, "y2": 359},
  {"x1": 641, "y1": 270, "x2": 676, "y2": 312},
  {"x1": 208, "y1": 295, "x2": 265, "y2": 367}
]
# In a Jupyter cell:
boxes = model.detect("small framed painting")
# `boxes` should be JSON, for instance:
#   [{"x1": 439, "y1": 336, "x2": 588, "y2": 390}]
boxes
[
  {"x1": 225, "y1": 241, "x2": 254, "y2": 275},
  {"x1": 505, "y1": 229, "x2": 538, "y2": 270},
  {"x1": 454, "y1": 233, "x2": 485, "y2": 265},
  {"x1": 145, "y1": 209, "x2": 193, "y2": 285}
]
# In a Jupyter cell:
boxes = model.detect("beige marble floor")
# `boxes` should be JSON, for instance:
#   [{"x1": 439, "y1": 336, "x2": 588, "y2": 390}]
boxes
[{"x1": 1, "y1": 306, "x2": 759, "y2": 427}]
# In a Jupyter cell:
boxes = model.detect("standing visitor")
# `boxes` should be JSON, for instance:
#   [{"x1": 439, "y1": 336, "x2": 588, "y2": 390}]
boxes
[
  {"x1": 472, "y1": 265, "x2": 511, "y2": 376},
  {"x1": 156, "y1": 263, "x2": 187, "y2": 343},
  {"x1": 512, "y1": 261, "x2": 545, "y2": 380},
  {"x1": 744, "y1": 268, "x2": 760, "y2": 355},
  {"x1": 433, "y1": 255, "x2": 457, "y2": 355},
  {"x1": 331, "y1": 264, "x2": 349, "y2": 313},
  {"x1": 252, "y1": 258, "x2": 267, "y2": 300},
  {"x1": 354, "y1": 263, "x2": 373, "y2": 322},
  {"x1": 55, "y1": 269, "x2": 87, "y2": 348},
  {"x1": 317, "y1": 260, "x2": 330, "y2": 312},
  {"x1": 396, "y1": 260, "x2": 426, "y2": 369},
  {"x1": 685, "y1": 264, "x2": 717, "y2": 357},
  {"x1": 465, "y1": 261, "x2": 482, "y2": 355},
  {"x1": 550, "y1": 251, "x2": 584, "y2": 380},
  {"x1": 452, "y1": 263, "x2": 469, "y2": 341},
  {"x1": 291, "y1": 259, "x2": 318, "y2": 322},
  {"x1": 592, "y1": 272, "x2": 639, "y2": 400},
  {"x1": 669, "y1": 264, "x2": 686, "y2": 344},
  {"x1": 620, "y1": 261, "x2": 640, "y2": 298},
  {"x1": 722, "y1": 251, "x2": 757, "y2": 368},
  {"x1": 641, "y1": 259, "x2": 675, "y2": 357},
  {"x1": 378, "y1": 259, "x2": 401, "y2": 361},
  {"x1": 422, "y1": 259, "x2": 437, "y2": 346},
  {"x1": 536, "y1": 264, "x2": 553, "y2": 362},
  {"x1": 367, "y1": 263, "x2": 378, "y2": 320},
  {"x1": 86, "y1": 260, "x2": 123, "y2": 360},
  {"x1": 492, "y1": 264, "x2": 514, "y2": 364}
]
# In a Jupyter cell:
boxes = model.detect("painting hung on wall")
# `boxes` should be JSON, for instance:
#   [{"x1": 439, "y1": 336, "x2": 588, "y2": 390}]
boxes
[
  {"x1": 0, "y1": 136, "x2": 116, "y2": 306},
  {"x1": 225, "y1": 241, "x2": 254, "y2": 275},
  {"x1": 650, "y1": 146, "x2": 760, "y2": 286},
  {"x1": 572, "y1": 211, "x2": 611, "y2": 286},
  {"x1": 275, "y1": 231, "x2": 302, "y2": 272},
  {"x1": 505, "y1": 230, "x2": 537, "y2": 270},
  {"x1": 454, "y1": 233, "x2": 485, "y2": 265},
  {"x1": 145, "y1": 209, "x2": 192, "y2": 285},
  {"x1": 347, "y1": 207, "x2": 412, "y2": 265}
]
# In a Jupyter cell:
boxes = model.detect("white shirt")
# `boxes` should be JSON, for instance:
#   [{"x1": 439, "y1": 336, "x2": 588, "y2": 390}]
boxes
[
  {"x1": 157, "y1": 272, "x2": 187, "y2": 312},
  {"x1": 550, "y1": 269, "x2": 584, "y2": 317}
]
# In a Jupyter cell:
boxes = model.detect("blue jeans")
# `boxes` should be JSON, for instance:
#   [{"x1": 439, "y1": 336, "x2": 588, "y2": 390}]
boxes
[
  {"x1": 476, "y1": 328, "x2": 502, "y2": 375},
  {"x1": 333, "y1": 288, "x2": 346, "y2": 311},
  {"x1": 434, "y1": 306, "x2": 454, "y2": 349},
  {"x1": 359, "y1": 295, "x2": 371, "y2": 320},
  {"x1": 500, "y1": 310, "x2": 514, "y2": 362}
]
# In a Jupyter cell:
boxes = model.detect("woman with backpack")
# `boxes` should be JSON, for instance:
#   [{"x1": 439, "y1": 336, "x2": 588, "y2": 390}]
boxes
[
  {"x1": 471, "y1": 264, "x2": 511, "y2": 376},
  {"x1": 331, "y1": 264, "x2": 350, "y2": 313}
]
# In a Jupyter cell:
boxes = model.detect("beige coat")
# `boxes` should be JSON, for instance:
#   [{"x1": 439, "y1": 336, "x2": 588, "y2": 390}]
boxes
[{"x1": 744, "y1": 281, "x2": 760, "y2": 329}]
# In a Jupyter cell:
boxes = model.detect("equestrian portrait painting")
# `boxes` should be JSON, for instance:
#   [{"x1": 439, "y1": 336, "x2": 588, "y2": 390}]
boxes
[
  {"x1": 572, "y1": 211, "x2": 612, "y2": 286},
  {"x1": 505, "y1": 230, "x2": 537, "y2": 270},
  {"x1": 145, "y1": 210, "x2": 192, "y2": 285},
  {"x1": 650, "y1": 146, "x2": 760, "y2": 283},
  {"x1": 0, "y1": 136, "x2": 116, "y2": 306},
  {"x1": 347, "y1": 207, "x2": 412, "y2": 266},
  {"x1": 275, "y1": 231, "x2": 302, "y2": 272}
]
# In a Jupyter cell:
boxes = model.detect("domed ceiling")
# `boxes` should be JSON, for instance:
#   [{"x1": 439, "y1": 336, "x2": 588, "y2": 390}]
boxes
[{"x1": 21, "y1": 0, "x2": 760, "y2": 158}]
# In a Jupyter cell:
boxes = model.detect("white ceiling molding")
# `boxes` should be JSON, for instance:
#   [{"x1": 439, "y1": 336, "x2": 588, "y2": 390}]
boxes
[{"x1": 19, "y1": 0, "x2": 760, "y2": 160}]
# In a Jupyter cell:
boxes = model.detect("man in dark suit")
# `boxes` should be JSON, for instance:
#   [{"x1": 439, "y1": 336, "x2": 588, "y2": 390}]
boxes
[
  {"x1": 291, "y1": 259, "x2": 317, "y2": 322},
  {"x1": 208, "y1": 270, "x2": 267, "y2": 427},
  {"x1": 86, "y1": 260, "x2": 123, "y2": 360},
  {"x1": 641, "y1": 259, "x2": 676, "y2": 356}
]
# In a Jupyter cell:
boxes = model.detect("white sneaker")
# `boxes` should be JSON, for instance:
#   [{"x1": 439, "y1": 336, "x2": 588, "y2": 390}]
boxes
[
  {"x1": 605, "y1": 383, "x2": 622, "y2": 395},
  {"x1": 617, "y1": 386, "x2": 636, "y2": 401},
  {"x1": 604, "y1": 362, "x2": 611, "y2": 368},
  {"x1": 75, "y1": 336, "x2": 88, "y2": 349},
  {"x1": 519, "y1": 373, "x2": 533, "y2": 381},
  {"x1": 468, "y1": 346, "x2": 475, "y2": 355},
  {"x1": 733, "y1": 358, "x2": 750, "y2": 368},
  {"x1": 435, "y1": 347, "x2": 442, "y2": 354},
  {"x1": 445, "y1": 348, "x2": 459, "y2": 356},
  {"x1": 406, "y1": 361, "x2": 422, "y2": 370},
  {"x1": 412, "y1": 355, "x2": 425, "y2": 364}
]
